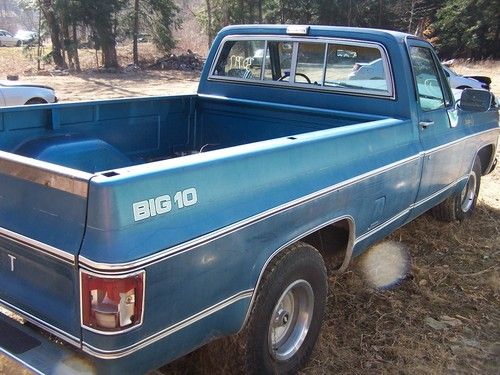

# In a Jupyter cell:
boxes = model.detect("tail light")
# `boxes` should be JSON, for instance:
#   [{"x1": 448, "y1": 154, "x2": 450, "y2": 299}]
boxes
[{"x1": 81, "y1": 270, "x2": 145, "y2": 333}]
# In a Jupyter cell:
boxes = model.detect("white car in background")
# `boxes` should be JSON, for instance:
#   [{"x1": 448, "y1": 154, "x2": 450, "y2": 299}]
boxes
[
  {"x1": 14, "y1": 30, "x2": 38, "y2": 46},
  {"x1": 442, "y1": 66, "x2": 490, "y2": 90},
  {"x1": 0, "y1": 80, "x2": 57, "y2": 106},
  {"x1": 348, "y1": 58, "x2": 384, "y2": 80},
  {"x1": 0, "y1": 29, "x2": 21, "y2": 46}
]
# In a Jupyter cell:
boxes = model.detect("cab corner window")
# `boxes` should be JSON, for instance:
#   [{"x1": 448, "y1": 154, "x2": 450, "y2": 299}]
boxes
[
  {"x1": 212, "y1": 40, "x2": 265, "y2": 80},
  {"x1": 410, "y1": 46, "x2": 446, "y2": 111}
]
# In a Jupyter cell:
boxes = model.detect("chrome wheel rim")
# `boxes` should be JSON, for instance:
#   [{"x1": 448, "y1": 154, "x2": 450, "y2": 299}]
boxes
[
  {"x1": 268, "y1": 280, "x2": 314, "y2": 361},
  {"x1": 460, "y1": 171, "x2": 477, "y2": 212}
]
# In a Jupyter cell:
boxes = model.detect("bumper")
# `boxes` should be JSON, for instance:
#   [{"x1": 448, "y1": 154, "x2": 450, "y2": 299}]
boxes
[{"x1": 0, "y1": 312, "x2": 96, "y2": 375}]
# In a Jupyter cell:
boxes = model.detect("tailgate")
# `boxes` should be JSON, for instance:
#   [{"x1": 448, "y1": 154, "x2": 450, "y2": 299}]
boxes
[{"x1": 0, "y1": 151, "x2": 91, "y2": 341}]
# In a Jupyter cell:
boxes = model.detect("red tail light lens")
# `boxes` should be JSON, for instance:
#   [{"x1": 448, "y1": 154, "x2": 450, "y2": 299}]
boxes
[{"x1": 81, "y1": 270, "x2": 145, "y2": 332}]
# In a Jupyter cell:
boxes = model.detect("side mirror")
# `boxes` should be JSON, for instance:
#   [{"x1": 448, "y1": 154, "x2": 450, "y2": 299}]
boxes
[{"x1": 459, "y1": 89, "x2": 492, "y2": 112}]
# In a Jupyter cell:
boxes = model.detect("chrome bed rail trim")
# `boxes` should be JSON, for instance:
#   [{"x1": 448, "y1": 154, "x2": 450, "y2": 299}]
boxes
[
  {"x1": 0, "y1": 299, "x2": 81, "y2": 348},
  {"x1": 79, "y1": 153, "x2": 421, "y2": 273},
  {"x1": 0, "y1": 226, "x2": 75, "y2": 264},
  {"x1": 0, "y1": 150, "x2": 90, "y2": 198},
  {"x1": 82, "y1": 289, "x2": 253, "y2": 359}
]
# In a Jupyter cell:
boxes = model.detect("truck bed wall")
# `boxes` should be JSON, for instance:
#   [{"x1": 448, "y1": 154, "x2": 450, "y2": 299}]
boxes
[
  {"x1": 0, "y1": 96, "x2": 195, "y2": 172},
  {"x1": 195, "y1": 95, "x2": 383, "y2": 151}
]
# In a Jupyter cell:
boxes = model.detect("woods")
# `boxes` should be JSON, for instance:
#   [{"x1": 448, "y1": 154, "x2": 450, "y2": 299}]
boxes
[
  {"x1": 10, "y1": 0, "x2": 500, "y2": 70},
  {"x1": 201, "y1": 0, "x2": 499, "y2": 59},
  {"x1": 16, "y1": 0, "x2": 180, "y2": 69}
]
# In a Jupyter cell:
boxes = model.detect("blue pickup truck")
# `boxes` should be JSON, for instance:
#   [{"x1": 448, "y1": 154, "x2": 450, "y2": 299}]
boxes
[{"x1": 0, "y1": 25, "x2": 498, "y2": 375}]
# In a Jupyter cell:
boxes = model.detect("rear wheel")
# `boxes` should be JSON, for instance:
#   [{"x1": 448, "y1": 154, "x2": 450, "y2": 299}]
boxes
[
  {"x1": 242, "y1": 242, "x2": 327, "y2": 374},
  {"x1": 25, "y1": 98, "x2": 47, "y2": 105},
  {"x1": 432, "y1": 157, "x2": 481, "y2": 221}
]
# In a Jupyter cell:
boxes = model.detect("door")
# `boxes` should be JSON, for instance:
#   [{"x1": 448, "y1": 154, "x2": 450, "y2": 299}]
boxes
[{"x1": 408, "y1": 41, "x2": 464, "y2": 207}]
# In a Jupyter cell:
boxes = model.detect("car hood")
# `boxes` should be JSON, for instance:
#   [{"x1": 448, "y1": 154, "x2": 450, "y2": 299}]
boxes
[{"x1": 0, "y1": 80, "x2": 54, "y2": 91}]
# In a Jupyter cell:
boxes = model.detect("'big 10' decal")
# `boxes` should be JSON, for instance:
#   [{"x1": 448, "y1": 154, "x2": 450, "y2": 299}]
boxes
[{"x1": 133, "y1": 188, "x2": 198, "y2": 222}]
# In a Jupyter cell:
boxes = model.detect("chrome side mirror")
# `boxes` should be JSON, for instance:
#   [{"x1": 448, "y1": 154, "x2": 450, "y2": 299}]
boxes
[{"x1": 459, "y1": 89, "x2": 492, "y2": 112}]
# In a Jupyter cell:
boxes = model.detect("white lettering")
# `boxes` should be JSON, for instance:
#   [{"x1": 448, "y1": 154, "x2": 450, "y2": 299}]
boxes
[
  {"x1": 7, "y1": 254, "x2": 16, "y2": 272},
  {"x1": 132, "y1": 188, "x2": 198, "y2": 222},
  {"x1": 155, "y1": 195, "x2": 172, "y2": 214},
  {"x1": 133, "y1": 201, "x2": 150, "y2": 221}
]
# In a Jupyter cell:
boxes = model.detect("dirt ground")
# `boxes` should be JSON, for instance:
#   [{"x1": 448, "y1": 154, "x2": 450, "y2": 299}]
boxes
[{"x1": 0, "y1": 48, "x2": 498, "y2": 374}]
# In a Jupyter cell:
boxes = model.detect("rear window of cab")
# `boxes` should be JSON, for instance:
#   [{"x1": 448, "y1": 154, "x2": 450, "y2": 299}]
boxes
[{"x1": 210, "y1": 37, "x2": 394, "y2": 98}]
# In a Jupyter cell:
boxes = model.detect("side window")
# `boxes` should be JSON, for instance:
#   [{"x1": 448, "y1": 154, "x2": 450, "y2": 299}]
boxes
[
  {"x1": 325, "y1": 44, "x2": 389, "y2": 93},
  {"x1": 295, "y1": 42, "x2": 326, "y2": 85},
  {"x1": 212, "y1": 40, "x2": 265, "y2": 80},
  {"x1": 410, "y1": 46, "x2": 445, "y2": 111}
]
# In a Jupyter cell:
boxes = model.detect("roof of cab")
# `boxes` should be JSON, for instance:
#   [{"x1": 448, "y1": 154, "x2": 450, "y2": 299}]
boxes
[{"x1": 216, "y1": 24, "x2": 419, "y2": 44}]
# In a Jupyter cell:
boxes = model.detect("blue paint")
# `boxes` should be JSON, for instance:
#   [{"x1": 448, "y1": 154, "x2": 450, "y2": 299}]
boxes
[{"x1": 0, "y1": 25, "x2": 498, "y2": 374}]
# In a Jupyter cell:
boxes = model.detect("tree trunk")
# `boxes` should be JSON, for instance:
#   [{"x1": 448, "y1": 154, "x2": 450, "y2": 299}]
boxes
[
  {"x1": 101, "y1": 37, "x2": 118, "y2": 68},
  {"x1": 40, "y1": 0, "x2": 67, "y2": 69},
  {"x1": 347, "y1": 0, "x2": 352, "y2": 26},
  {"x1": 223, "y1": 3, "x2": 229, "y2": 26},
  {"x1": 72, "y1": 22, "x2": 81, "y2": 72},
  {"x1": 62, "y1": 20, "x2": 74, "y2": 70},
  {"x1": 133, "y1": 0, "x2": 139, "y2": 65},
  {"x1": 205, "y1": 0, "x2": 213, "y2": 47},
  {"x1": 378, "y1": 0, "x2": 383, "y2": 28},
  {"x1": 37, "y1": 4, "x2": 42, "y2": 71},
  {"x1": 408, "y1": 0, "x2": 416, "y2": 33},
  {"x1": 96, "y1": 20, "x2": 118, "y2": 68}
]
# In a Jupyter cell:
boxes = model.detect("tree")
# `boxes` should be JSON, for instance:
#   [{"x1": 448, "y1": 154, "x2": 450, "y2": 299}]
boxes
[
  {"x1": 122, "y1": 0, "x2": 180, "y2": 58},
  {"x1": 205, "y1": 0, "x2": 212, "y2": 46},
  {"x1": 143, "y1": 0, "x2": 180, "y2": 53},
  {"x1": 39, "y1": 0, "x2": 66, "y2": 68},
  {"x1": 79, "y1": 0, "x2": 126, "y2": 68},
  {"x1": 133, "y1": 0, "x2": 139, "y2": 65},
  {"x1": 433, "y1": 0, "x2": 499, "y2": 58}
]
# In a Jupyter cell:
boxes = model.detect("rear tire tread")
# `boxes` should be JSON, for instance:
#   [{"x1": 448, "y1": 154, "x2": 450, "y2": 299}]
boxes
[{"x1": 242, "y1": 242, "x2": 327, "y2": 375}]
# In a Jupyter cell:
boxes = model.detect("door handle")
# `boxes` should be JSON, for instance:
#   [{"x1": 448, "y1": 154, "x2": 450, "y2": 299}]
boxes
[{"x1": 420, "y1": 120, "x2": 434, "y2": 129}]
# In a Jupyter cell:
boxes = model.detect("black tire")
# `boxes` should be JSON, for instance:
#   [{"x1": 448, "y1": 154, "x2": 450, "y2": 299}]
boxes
[
  {"x1": 431, "y1": 157, "x2": 481, "y2": 221},
  {"x1": 25, "y1": 98, "x2": 47, "y2": 105},
  {"x1": 242, "y1": 242, "x2": 327, "y2": 375}
]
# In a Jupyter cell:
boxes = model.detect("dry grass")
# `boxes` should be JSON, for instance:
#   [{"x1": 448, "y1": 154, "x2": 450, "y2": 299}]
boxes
[
  {"x1": 0, "y1": 48, "x2": 498, "y2": 375},
  {"x1": 159, "y1": 200, "x2": 499, "y2": 375}
]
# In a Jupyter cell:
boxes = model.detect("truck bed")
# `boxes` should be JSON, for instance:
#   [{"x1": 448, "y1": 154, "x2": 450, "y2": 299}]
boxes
[{"x1": 0, "y1": 94, "x2": 383, "y2": 173}]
